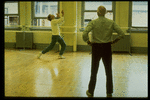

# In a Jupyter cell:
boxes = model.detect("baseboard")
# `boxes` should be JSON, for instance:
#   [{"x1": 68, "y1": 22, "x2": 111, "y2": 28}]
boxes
[
  {"x1": 4, "y1": 42, "x2": 73, "y2": 52},
  {"x1": 5, "y1": 42, "x2": 16, "y2": 48},
  {"x1": 33, "y1": 43, "x2": 59, "y2": 50},
  {"x1": 77, "y1": 45, "x2": 92, "y2": 51},
  {"x1": 4, "y1": 43, "x2": 148, "y2": 54},
  {"x1": 131, "y1": 47, "x2": 148, "y2": 54},
  {"x1": 77, "y1": 45, "x2": 148, "y2": 54}
]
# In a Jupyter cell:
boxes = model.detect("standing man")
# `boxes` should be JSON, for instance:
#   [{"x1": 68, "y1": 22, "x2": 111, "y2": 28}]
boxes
[
  {"x1": 83, "y1": 6, "x2": 125, "y2": 97},
  {"x1": 37, "y1": 10, "x2": 66, "y2": 59}
]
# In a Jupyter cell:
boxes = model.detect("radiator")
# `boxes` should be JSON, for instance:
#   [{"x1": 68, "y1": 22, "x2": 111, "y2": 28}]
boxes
[
  {"x1": 111, "y1": 33, "x2": 131, "y2": 54},
  {"x1": 16, "y1": 32, "x2": 33, "y2": 49}
]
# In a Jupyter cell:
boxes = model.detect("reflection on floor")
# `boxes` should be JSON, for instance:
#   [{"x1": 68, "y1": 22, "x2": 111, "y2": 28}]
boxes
[{"x1": 5, "y1": 49, "x2": 148, "y2": 98}]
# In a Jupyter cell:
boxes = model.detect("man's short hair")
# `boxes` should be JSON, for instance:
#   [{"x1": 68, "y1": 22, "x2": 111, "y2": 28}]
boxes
[
  {"x1": 47, "y1": 14, "x2": 52, "y2": 21},
  {"x1": 97, "y1": 6, "x2": 107, "y2": 16}
]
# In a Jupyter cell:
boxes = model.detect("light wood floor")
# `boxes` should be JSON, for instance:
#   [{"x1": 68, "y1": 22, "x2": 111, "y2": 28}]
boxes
[{"x1": 4, "y1": 49, "x2": 148, "y2": 97}]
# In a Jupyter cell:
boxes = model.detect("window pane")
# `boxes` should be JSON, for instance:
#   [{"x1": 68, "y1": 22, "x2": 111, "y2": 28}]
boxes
[
  {"x1": 85, "y1": 1, "x2": 112, "y2": 10},
  {"x1": 84, "y1": 1, "x2": 113, "y2": 27},
  {"x1": 105, "y1": 12, "x2": 113, "y2": 20},
  {"x1": 5, "y1": 16, "x2": 19, "y2": 25},
  {"x1": 132, "y1": 1, "x2": 148, "y2": 27},
  {"x1": 5, "y1": 2, "x2": 18, "y2": 14},
  {"x1": 33, "y1": 19, "x2": 51, "y2": 27},
  {"x1": 34, "y1": 1, "x2": 58, "y2": 17}
]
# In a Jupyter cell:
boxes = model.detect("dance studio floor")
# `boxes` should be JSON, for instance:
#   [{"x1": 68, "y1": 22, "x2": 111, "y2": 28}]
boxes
[{"x1": 4, "y1": 49, "x2": 148, "y2": 98}]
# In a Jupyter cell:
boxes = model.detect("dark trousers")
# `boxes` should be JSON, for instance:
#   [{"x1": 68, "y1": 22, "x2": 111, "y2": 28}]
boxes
[
  {"x1": 88, "y1": 43, "x2": 113, "y2": 95},
  {"x1": 42, "y1": 35, "x2": 66, "y2": 55}
]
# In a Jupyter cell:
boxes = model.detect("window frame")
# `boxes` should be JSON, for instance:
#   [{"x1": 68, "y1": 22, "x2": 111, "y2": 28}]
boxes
[
  {"x1": 30, "y1": 1, "x2": 60, "y2": 31},
  {"x1": 81, "y1": 1, "x2": 116, "y2": 28},
  {"x1": 128, "y1": 1, "x2": 148, "y2": 33},
  {"x1": 4, "y1": 1, "x2": 21, "y2": 30}
]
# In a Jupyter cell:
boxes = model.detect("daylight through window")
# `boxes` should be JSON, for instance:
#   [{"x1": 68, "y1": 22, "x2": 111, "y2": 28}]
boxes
[
  {"x1": 83, "y1": 1, "x2": 113, "y2": 27},
  {"x1": 33, "y1": 1, "x2": 58, "y2": 27},
  {"x1": 132, "y1": 1, "x2": 148, "y2": 27},
  {"x1": 4, "y1": 2, "x2": 19, "y2": 26}
]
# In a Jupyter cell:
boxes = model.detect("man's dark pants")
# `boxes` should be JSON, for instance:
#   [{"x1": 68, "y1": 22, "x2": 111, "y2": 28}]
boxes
[{"x1": 88, "y1": 43, "x2": 113, "y2": 96}]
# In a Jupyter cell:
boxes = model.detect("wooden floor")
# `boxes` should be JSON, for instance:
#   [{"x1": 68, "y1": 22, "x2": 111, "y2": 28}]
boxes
[{"x1": 4, "y1": 49, "x2": 148, "y2": 98}]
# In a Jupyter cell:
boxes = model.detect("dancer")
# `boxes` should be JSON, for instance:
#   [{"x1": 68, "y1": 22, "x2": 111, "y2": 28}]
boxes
[
  {"x1": 83, "y1": 6, "x2": 125, "y2": 97},
  {"x1": 37, "y1": 10, "x2": 66, "y2": 59}
]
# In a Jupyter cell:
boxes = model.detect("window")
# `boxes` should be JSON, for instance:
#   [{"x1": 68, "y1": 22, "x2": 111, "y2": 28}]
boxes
[
  {"x1": 4, "y1": 1, "x2": 19, "y2": 26},
  {"x1": 82, "y1": 1, "x2": 115, "y2": 27},
  {"x1": 32, "y1": 1, "x2": 59, "y2": 28},
  {"x1": 132, "y1": 1, "x2": 148, "y2": 27}
]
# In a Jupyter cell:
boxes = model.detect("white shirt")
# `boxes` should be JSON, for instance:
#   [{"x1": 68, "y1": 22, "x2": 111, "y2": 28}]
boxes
[{"x1": 51, "y1": 17, "x2": 65, "y2": 35}]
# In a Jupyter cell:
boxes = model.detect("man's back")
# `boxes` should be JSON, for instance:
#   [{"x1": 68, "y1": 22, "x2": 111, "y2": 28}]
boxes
[
  {"x1": 91, "y1": 16, "x2": 114, "y2": 43},
  {"x1": 83, "y1": 16, "x2": 125, "y2": 43}
]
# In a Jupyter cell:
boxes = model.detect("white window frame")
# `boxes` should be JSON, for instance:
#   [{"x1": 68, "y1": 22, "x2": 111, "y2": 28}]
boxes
[
  {"x1": 4, "y1": 1, "x2": 20, "y2": 30},
  {"x1": 128, "y1": 1, "x2": 148, "y2": 33},
  {"x1": 31, "y1": 1, "x2": 59, "y2": 31},
  {"x1": 81, "y1": 1, "x2": 116, "y2": 28}
]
